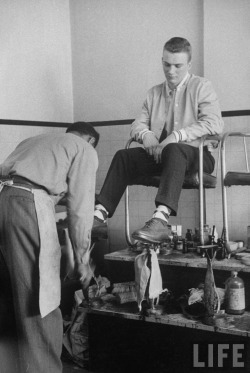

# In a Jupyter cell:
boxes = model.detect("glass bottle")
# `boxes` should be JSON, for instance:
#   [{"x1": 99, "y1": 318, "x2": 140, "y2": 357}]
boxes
[
  {"x1": 182, "y1": 238, "x2": 188, "y2": 254},
  {"x1": 185, "y1": 229, "x2": 193, "y2": 242},
  {"x1": 193, "y1": 227, "x2": 200, "y2": 248},
  {"x1": 172, "y1": 230, "x2": 178, "y2": 250},
  {"x1": 203, "y1": 224, "x2": 210, "y2": 245},
  {"x1": 225, "y1": 271, "x2": 245, "y2": 315}
]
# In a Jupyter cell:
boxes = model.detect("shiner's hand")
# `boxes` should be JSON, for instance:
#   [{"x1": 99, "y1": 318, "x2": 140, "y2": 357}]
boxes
[
  {"x1": 74, "y1": 245, "x2": 95, "y2": 290},
  {"x1": 75, "y1": 261, "x2": 94, "y2": 289}
]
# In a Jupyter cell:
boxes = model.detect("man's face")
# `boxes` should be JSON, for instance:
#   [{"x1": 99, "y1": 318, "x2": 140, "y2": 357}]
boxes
[{"x1": 162, "y1": 50, "x2": 191, "y2": 88}]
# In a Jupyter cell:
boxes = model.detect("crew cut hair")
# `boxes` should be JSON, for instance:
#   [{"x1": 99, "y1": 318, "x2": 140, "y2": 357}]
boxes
[
  {"x1": 66, "y1": 121, "x2": 100, "y2": 147},
  {"x1": 163, "y1": 37, "x2": 192, "y2": 62}
]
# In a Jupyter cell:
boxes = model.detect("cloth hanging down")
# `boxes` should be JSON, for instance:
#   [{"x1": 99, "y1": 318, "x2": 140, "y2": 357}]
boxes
[{"x1": 134, "y1": 249, "x2": 163, "y2": 310}]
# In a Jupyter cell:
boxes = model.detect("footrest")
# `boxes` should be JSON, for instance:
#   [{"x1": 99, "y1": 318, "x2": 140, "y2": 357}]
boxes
[{"x1": 224, "y1": 171, "x2": 250, "y2": 186}]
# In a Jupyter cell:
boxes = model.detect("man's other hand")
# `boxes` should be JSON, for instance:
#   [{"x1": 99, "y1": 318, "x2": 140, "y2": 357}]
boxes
[
  {"x1": 152, "y1": 133, "x2": 177, "y2": 163},
  {"x1": 142, "y1": 132, "x2": 159, "y2": 156}
]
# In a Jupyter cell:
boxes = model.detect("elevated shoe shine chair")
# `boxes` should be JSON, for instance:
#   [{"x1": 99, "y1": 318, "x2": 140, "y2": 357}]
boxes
[
  {"x1": 125, "y1": 135, "x2": 221, "y2": 247},
  {"x1": 221, "y1": 132, "x2": 250, "y2": 244}
]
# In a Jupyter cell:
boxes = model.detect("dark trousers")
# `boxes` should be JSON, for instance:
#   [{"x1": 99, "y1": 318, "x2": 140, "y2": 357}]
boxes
[
  {"x1": 0, "y1": 186, "x2": 62, "y2": 373},
  {"x1": 97, "y1": 143, "x2": 215, "y2": 217}
]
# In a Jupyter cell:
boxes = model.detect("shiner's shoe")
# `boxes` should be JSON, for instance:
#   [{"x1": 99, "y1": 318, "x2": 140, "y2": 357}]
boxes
[{"x1": 132, "y1": 218, "x2": 169, "y2": 243}]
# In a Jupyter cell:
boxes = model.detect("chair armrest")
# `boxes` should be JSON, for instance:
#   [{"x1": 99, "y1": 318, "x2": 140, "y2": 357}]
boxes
[
  {"x1": 127, "y1": 134, "x2": 222, "y2": 149},
  {"x1": 125, "y1": 138, "x2": 138, "y2": 149},
  {"x1": 199, "y1": 134, "x2": 222, "y2": 148}
]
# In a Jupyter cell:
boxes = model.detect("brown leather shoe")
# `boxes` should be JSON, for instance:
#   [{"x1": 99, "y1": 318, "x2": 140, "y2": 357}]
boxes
[{"x1": 132, "y1": 218, "x2": 169, "y2": 243}]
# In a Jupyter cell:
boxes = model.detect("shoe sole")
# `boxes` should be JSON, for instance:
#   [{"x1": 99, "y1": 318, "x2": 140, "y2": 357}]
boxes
[{"x1": 132, "y1": 232, "x2": 162, "y2": 244}]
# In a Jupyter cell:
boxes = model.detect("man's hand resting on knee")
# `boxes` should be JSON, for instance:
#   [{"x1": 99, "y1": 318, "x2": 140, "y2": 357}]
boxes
[
  {"x1": 142, "y1": 132, "x2": 159, "y2": 156},
  {"x1": 152, "y1": 133, "x2": 177, "y2": 163}
]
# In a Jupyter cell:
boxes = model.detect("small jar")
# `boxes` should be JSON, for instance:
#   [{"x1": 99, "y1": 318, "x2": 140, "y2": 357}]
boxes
[{"x1": 176, "y1": 241, "x2": 183, "y2": 251}]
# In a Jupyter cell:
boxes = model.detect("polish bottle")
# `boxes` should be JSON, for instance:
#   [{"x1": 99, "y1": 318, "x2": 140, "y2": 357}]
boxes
[
  {"x1": 225, "y1": 271, "x2": 245, "y2": 315},
  {"x1": 182, "y1": 238, "x2": 188, "y2": 254},
  {"x1": 216, "y1": 238, "x2": 226, "y2": 260},
  {"x1": 203, "y1": 224, "x2": 210, "y2": 245},
  {"x1": 213, "y1": 227, "x2": 218, "y2": 243},
  {"x1": 193, "y1": 227, "x2": 200, "y2": 248},
  {"x1": 186, "y1": 229, "x2": 193, "y2": 241},
  {"x1": 172, "y1": 230, "x2": 178, "y2": 250}
]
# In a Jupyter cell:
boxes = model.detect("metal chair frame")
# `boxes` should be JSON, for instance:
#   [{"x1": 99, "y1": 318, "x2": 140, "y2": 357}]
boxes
[
  {"x1": 125, "y1": 135, "x2": 221, "y2": 247},
  {"x1": 221, "y1": 131, "x2": 250, "y2": 243}
]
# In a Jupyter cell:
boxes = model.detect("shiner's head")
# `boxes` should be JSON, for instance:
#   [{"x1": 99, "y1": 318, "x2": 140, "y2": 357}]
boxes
[{"x1": 66, "y1": 121, "x2": 100, "y2": 148}]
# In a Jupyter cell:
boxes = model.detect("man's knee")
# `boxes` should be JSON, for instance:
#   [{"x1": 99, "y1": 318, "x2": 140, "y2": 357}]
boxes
[
  {"x1": 113, "y1": 149, "x2": 131, "y2": 166},
  {"x1": 162, "y1": 143, "x2": 182, "y2": 159},
  {"x1": 115, "y1": 148, "x2": 128, "y2": 158},
  {"x1": 114, "y1": 147, "x2": 142, "y2": 162}
]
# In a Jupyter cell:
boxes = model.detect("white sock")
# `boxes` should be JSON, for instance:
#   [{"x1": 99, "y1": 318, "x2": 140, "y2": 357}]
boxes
[
  {"x1": 152, "y1": 205, "x2": 170, "y2": 222},
  {"x1": 94, "y1": 204, "x2": 109, "y2": 222}
]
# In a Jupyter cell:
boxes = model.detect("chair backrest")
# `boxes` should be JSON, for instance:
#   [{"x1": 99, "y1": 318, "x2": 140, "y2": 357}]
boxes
[
  {"x1": 221, "y1": 132, "x2": 250, "y2": 187},
  {"x1": 221, "y1": 131, "x2": 250, "y2": 243}
]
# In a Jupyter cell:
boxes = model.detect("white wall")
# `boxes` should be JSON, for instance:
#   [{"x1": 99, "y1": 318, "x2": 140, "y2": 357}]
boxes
[
  {"x1": 204, "y1": 0, "x2": 250, "y2": 111},
  {"x1": 70, "y1": 0, "x2": 203, "y2": 121},
  {"x1": 0, "y1": 0, "x2": 250, "y2": 250},
  {"x1": 69, "y1": 0, "x2": 250, "y2": 250},
  {"x1": 0, "y1": 0, "x2": 73, "y2": 122}
]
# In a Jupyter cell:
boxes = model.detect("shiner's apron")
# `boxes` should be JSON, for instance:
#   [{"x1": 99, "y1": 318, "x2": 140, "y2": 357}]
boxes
[
  {"x1": 33, "y1": 189, "x2": 61, "y2": 318},
  {"x1": 1, "y1": 181, "x2": 61, "y2": 318}
]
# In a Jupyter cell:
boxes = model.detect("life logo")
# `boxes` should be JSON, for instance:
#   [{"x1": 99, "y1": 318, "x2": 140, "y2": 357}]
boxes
[{"x1": 192, "y1": 342, "x2": 247, "y2": 370}]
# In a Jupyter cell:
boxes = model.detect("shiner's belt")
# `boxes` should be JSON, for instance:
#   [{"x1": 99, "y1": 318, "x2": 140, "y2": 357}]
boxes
[{"x1": 0, "y1": 175, "x2": 48, "y2": 193}]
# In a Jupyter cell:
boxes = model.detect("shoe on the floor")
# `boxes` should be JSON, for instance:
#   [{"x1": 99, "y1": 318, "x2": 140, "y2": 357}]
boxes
[{"x1": 132, "y1": 218, "x2": 169, "y2": 243}]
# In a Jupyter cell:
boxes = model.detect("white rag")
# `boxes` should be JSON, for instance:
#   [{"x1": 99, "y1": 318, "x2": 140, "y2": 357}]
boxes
[{"x1": 134, "y1": 249, "x2": 163, "y2": 311}]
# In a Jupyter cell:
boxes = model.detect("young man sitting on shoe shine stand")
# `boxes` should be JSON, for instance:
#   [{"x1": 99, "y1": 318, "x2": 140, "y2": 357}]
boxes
[{"x1": 93, "y1": 37, "x2": 224, "y2": 243}]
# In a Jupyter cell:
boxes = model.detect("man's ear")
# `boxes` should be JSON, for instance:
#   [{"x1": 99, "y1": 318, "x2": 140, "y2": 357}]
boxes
[{"x1": 88, "y1": 136, "x2": 96, "y2": 147}]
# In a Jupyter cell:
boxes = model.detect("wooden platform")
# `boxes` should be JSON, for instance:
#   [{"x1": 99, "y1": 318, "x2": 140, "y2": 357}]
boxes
[
  {"x1": 104, "y1": 248, "x2": 250, "y2": 272},
  {"x1": 89, "y1": 297, "x2": 250, "y2": 338},
  {"x1": 88, "y1": 249, "x2": 250, "y2": 372},
  {"x1": 95, "y1": 248, "x2": 250, "y2": 338}
]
